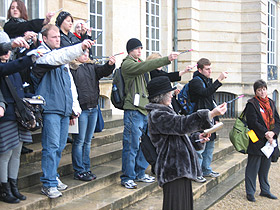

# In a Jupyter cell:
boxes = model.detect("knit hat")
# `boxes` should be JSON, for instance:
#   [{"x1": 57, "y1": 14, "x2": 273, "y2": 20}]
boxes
[
  {"x1": 0, "y1": 31, "x2": 11, "y2": 44},
  {"x1": 55, "y1": 11, "x2": 73, "y2": 27},
  {"x1": 147, "y1": 76, "x2": 176, "y2": 99},
  {"x1": 126, "y1": 38, "x2": 142, "y2": 53}
]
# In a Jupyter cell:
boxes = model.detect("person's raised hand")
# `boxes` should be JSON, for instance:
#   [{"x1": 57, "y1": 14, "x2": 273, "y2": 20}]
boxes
[
  {"x1": 168, "y1": 52, "x2": 180, "y2": 62},
  {"x1": 81, "y1": 39, "x2": 95, "y2": 50},
  {"x1": 218, "y1": 72, "x2": 228, "y2": 82},
  {"x1": 43, "y1": 12, "x2": 55, "y2": 25},
  {"x1": 11, "y1": 37, "x2": 29, "y2": 49},
  {"x1": 108, "y1": 56, "x2": 116, "y2": 66},
  {"x1": 209, "y1": 102, "x2": 227, "y2": 119}
]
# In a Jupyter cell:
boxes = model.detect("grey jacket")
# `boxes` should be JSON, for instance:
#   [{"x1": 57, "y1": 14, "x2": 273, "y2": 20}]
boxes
[{"x1": 145, "y1": 103, "x2": 213, "y2": 187}]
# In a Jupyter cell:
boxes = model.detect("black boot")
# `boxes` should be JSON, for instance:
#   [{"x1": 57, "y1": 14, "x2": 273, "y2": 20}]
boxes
[
  {"x1": 8, "y1": 178, "x2": 26, "y2": 200},
  {"x1": 0, "y1": 182, "x2": 20, "y2": 203}
]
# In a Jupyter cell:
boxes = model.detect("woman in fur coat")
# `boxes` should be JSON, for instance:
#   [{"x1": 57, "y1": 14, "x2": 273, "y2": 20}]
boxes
[{"x1": 145, "y1": 76, "x2": 227, "y2": 210}]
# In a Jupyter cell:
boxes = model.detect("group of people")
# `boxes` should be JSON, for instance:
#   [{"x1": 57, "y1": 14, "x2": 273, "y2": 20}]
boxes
[
  {"x1": 121, "y1": 39, "x2": 280, "y2": 209},
  {"x1": 0, "y1": 0, "x2": 115, "y2": 202},
  {"x1": 0, "y1": 1, "x2": 279, "y2": 209}
]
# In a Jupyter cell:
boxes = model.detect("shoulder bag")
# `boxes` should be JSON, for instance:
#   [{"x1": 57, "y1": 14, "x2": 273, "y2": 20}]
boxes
[{"x1": 229, "y1": 107, "x2": 249, "y2": 154}]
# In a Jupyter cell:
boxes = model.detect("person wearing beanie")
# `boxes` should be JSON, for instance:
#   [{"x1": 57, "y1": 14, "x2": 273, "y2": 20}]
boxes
[
  {"x1": 120, "y1": 38, "x2": 179, "y2": 189},
  {"x1": 145, "y1": 76, "x2": 227, "y2": 210},
  {"x1": 55, "y1": 11, "x2": 80, "y2": 48},
  {"x1": 0, "y1": 31, "x2": 38, "y2": 204}
]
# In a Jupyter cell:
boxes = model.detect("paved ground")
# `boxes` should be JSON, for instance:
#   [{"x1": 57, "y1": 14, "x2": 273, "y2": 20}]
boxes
[{"x1": 209, "y1": 161, "x2": 280, "y2": 210}]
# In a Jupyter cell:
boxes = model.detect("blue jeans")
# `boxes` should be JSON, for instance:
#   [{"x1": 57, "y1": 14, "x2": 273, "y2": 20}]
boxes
[
  {"x1": 40, "y1": 114, "x2": 69, "y2": 187},
  {"x1": 121, "y1": 110, "x2": 149, "y2": 183},
  {"x1": 196, "y1": 140, "x2": 215, "y2": 176},
  {"x1": 72, "y1": 108, "x2": 98, "y2": 175}
]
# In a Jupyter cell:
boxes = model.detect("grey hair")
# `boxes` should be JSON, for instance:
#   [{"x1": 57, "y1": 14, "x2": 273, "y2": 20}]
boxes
[{"x1": 149, "y1": 92, "x2": 171, "y2": 104}]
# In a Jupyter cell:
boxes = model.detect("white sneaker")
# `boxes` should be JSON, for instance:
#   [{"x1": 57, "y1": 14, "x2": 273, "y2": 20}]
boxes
[
  {"x1": 41, "y1": 186, "x2": 62, "y2": 199},
  {"x1": 135, "y1": 174, "x2": 155, "y2": 183},
  {"x1": 195, "y1": 176, "x2": 206, "y2": 183},
  {"x1": 122, "y1": 180, "x2": 137, "y2": 189},
  {"x1": 56, "y1": 177, "x2": 68, "y2": 191}
]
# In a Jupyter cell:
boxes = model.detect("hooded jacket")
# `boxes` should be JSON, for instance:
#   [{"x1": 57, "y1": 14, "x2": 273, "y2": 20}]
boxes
[
  {"x1": 70, "y1": 60, "x2": 115, "y2": 110},
  {"x1": 145, "y1": 103, "x2": 213, "y2": 187},
  {"x1": 246, "y1": 97, "x2": 280, "y2": 156}
]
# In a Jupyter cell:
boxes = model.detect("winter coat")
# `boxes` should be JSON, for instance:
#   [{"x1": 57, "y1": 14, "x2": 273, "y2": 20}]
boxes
[
  {"x1": 189, "y1": 71, "x2": 222, "y2": 111},
  {"x1": 0, "y1": 56, "x2": 35, "y2": 122},
  {"x1": 189, "y1": 71, "x2": 222, "y2": 140},
  {"x1": 245, "y1": 97, "x2": 280, "y2": 156},
  {"x1": 32, "y1": 42, "x2": 84, "y2": 116},
  {"x1": 59, "y1": 30, "x2": 81, "y2": 48},
  {"x1": 121, "y1": 55, "x2": 171, "y2": 115},
  {"x1": 145, "y1": 103, "x2": 213, "y2": 187},
  {"x1": 150, "y1": 69, "x2": 181, "y2": 82},
  {"x1": 4, "y1": 17, "x2": 45, "y2": 39},
  {"x1": 70, "y1": 61, "x2": 115, "y2": 110}
]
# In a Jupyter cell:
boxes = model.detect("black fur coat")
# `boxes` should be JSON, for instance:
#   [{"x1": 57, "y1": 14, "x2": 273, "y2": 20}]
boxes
[{"x1": 145, "y1": 103, "x2": 213, "y2": 187}]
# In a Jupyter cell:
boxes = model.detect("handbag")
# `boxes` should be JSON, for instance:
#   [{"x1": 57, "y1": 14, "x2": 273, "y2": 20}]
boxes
[
  {"x1": 5, "y1": 76, "x2": 43, "y2": 131},
  {"x1": 139, "y1": 127, "x2": 157, "y2": 174},
  {"x1": 94, "y1": 104, "x2": 104, "y2": 132},
  {"x1": 229, "y1": 107, "x2": 249, "y2": 154}
]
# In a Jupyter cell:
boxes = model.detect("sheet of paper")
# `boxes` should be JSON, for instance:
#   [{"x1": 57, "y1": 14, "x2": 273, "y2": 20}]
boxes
[
  {"x1": 68, "y1": 119, "x2": 79, "y2": 134},
  {"x1": 204, "y1": 122, "x2": 224, "y2": 134}
]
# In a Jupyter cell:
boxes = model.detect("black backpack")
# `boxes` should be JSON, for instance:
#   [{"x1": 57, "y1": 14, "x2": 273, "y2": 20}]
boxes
[
  {"x1": 139, "y1": 127, "x2": 157, "y2": 174},
  {"x1": 111, "y1": 68, "x2": 125, "y2": 110}
]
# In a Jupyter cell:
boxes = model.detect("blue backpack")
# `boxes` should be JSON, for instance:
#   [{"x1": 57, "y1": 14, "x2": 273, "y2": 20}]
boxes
[{"x1": 178, "y1": 76, "x2": 205, "y2": 115}]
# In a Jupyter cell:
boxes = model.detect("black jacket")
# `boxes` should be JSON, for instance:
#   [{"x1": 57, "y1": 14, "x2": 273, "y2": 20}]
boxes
[
  {"x1": 60, "y1": 30, "x2": 81, "y2": 48},
  {"x1": 189, "y1": 71, "x2": 222, "y2": 111},
  {"x1": 189, "y1": 71, "x2": 222, "y2": 140},
  {"x1": 70, "y1": 61, "x2": 115, "y2": 110},
  {"x1": 4, "y1": 18, "x2": 45, "y2": 39},
  {"x1": 150, "y1": 69, "x2": 181, "y2": 82},
  {"x1": 245, "y1": 97, "x2": 280, "y2": 156}
]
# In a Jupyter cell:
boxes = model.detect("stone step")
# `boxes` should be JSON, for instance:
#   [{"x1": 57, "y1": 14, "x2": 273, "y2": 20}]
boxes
[
  {"x1": 0, "y1": 158, "x2": 123, "y2": 210},
  {"x1": 20, "y1": 125, "x2": 124, "y2": 166},
  {"x1": 122, "y1": 139, "x2": 247, "y2": 210},
  {"x1": 30, "y1": 114, "x2": 123, "y2": 143},
  {"x1": 17, "y1": 140, "x2": 123, "y2": 190},
  {"x1": 40, "y1": 138, "x2": 241, "y2": 210}
]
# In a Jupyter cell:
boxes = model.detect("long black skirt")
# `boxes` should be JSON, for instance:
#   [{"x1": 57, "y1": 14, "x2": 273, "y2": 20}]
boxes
[{"x1": 162, "y1": 177, "x2": 193, "y2": 210}]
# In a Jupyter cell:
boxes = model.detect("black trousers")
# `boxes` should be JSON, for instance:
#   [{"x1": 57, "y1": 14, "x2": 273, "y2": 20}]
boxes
[
  {"x1": 162, "y1": 177, "x2": 193, "y2": 210},
  {"x1": 245, "y1": 154, "x2": 271, "y2": 196}
]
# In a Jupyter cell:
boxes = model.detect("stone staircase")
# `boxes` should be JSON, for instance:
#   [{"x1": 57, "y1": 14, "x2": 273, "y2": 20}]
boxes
[{"x1": 0, "y1": 114, "x2": 247, "y2": 210}]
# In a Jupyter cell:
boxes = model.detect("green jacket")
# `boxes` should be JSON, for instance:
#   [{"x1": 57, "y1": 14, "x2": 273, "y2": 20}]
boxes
[{"x1": 121, "y1": 55, "x2": 171, "y2": 115}]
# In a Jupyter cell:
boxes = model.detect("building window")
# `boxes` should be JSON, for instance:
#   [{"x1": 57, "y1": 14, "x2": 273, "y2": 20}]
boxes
[
  {"x1": 0, "y1": 0, "x2": 44, "y2": 27},
  {"x1": 90, "y1": 0, "x2": 104, "y2": 59},
  {"x1": 267, "y1": 0, "x2": 277, "y2": 80},
  {"x1": 216, "y1": 92, "x2": 237, "y2": 118},
  {"x1": 146, "y1": 0, "x2": 160, "y2": 58}
]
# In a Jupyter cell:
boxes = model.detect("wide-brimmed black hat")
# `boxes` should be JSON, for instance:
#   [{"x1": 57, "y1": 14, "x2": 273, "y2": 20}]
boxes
[{"x1": 147, "y1": 76, "x2": 176, "y2": 99}]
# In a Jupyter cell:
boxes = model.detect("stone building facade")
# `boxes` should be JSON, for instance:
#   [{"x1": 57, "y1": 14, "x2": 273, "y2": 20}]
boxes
[{"x1": 1, "y1": 0, "x2": 279, "y2": 115}]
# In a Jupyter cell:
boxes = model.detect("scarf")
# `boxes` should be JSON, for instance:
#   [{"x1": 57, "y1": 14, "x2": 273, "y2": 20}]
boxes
[
  {"x1": 73, "y1": 32, "x2": 81, "y2": 39},
  {"x1": 255, "y1": 96, "x2": 275, "y2": 130}
]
